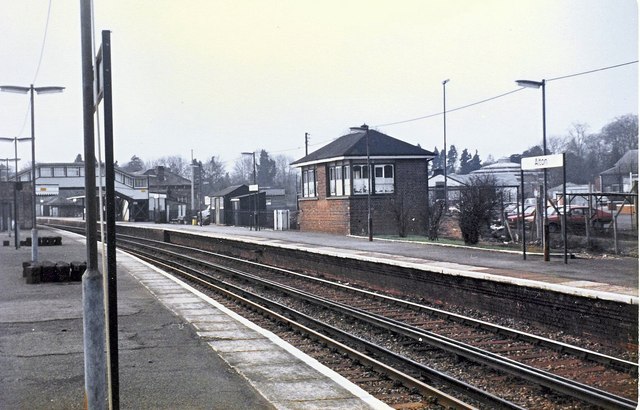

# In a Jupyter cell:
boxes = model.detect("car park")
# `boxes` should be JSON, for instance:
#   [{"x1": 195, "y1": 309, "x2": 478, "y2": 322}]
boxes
[{"x1": 546, "y1": 205, "x2": 613, "y2": 232}]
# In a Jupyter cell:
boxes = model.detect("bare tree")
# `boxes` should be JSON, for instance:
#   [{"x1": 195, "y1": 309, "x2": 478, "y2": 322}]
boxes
[
  {"x1": 458, "y1": 175, "x2": 501, "y2": 245},
  {"x1": 147, "y1": 155, "x2": 190, "y2": 178},
  {"x1": 427, "y1": 199, "x2": 446, "y2": 240}
]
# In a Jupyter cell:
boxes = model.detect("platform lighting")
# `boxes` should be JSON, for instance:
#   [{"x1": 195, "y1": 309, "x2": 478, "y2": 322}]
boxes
[
  {"x1": 241, "y1": 152, "x2": 258, "y2": 230},
  {"x1": 1, "y1": 84, "x2": 65, "y2": 263},
  {"x1": 0, "y1": 137, "x2": 29, "y2": 248},
  {"x1": 515, "y1": 79, "x2": 550, "y2": 261},
  {"x1": 442, "y1": 79, "x2": 450, "y2": 212}
]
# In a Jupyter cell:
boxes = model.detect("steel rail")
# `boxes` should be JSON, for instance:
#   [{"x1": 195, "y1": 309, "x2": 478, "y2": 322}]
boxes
[
  {"x1": 43, "y1": 224, "x2": 638, "y2": 409},
  {"x1": 120, "y1": 238, "x2": 636, "y2": 409},
  {"x1": 125, "y1": 247, "x2": 481, "y2": 410},
  {"x1": 114, "y1": 231, "x2": 637, "y2": 374}
]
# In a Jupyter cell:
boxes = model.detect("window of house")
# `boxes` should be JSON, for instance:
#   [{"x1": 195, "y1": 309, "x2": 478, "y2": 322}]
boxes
[
  {"x1": 374, "y1": 164, "x2": 394, "y2": 193},
  {"x1": 53, "y1": 167, "x2": 65, "y2": 177},
  {"x1": 302, "y1": 168, "x2": 316, "y2": 198},
  {"x1": 343, "y1": 166, "x2": 351, "y2": 195},
  {"x1": 352, "y1": 165, "x2": 369, "y2": 194},
  {"x1": 39, "y1": 167, "x2": 52, "y2": 177},
  {"x1": 67, "y1": 167, "x2": 81, "y2": 177},
  {"x1": 328, "y1": 165, "x2": 345, "y2": 196}
]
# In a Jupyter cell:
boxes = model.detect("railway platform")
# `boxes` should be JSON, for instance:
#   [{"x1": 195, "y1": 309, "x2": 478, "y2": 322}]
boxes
[
  {"x1": 0, "y1": 227, "x2": 390, "y2": 409},
  {"x1": 140, "y1": 221, "x2": 638, "y2": 302}
]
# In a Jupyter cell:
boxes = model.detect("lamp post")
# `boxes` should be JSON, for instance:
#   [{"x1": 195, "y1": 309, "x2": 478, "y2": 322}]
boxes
[
  {"x1": 442, "y1": 79, "x2": 450, "y2": 212},
  {"x1": 1, "y1": 84, "x2": 65, "y2": 263},
  {"x1": 1, "y1": 137, "x2": 29, "y2": 248},
  {"x1": 241, "y1": 152, "x2": 258, "y2": 230},
  {"x1": 516, "y1": 79, "x2": 549, "y2": 261},
  {"x1": 1, "y1": 157, "x2": 12, "y2": 181}
]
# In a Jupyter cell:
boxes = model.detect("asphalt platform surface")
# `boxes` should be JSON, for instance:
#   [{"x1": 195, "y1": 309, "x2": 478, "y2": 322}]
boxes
[{"x1": 1, "y1": 226, "x2": 390, "y2": 410}]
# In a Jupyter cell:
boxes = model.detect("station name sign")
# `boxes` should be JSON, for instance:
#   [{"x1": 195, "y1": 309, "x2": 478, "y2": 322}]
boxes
[{"x1": 521, "y1": 154, "x2": 564, "y2": 170}]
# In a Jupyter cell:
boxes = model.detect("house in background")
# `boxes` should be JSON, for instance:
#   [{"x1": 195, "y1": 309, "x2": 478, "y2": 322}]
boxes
[
  {"x1": 291, "y1": 124, "x2": 434, "y2": 236},
  {"x1": 599, "y1": 149, "x2": 638, "y2": 193},
  {"x1": 207, "y1": 184, "x2": 250, "y2": 225},
  {"x1": 15, "y1": 162, "x2": 149, "y2": 222},
  {"x1": 143, "y1": 166, "x2": 191, "y2": 222}
]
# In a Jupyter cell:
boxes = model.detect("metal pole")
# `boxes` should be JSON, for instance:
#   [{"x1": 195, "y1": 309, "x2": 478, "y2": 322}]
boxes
[
  {"x1": 252, "y1": 152, "x2": 258, "y2": 231},
  {"x1": 442, "y1": 79, "x2": 449, "y2": 212},
  {"x1": 541, "y1": 80, "x2": 550, "y2": 262},
  {"x1": 102, "y1": 29, "x2": 119, "y2": 409},
  {"x1": 520, "y1": 168, "x2": 526, "y2": 260},
  {"x1": 191, "y1": 149, "x2": 195, "y2": 219},
  {"x1": 562, "y1": 153, "x2": 567, "y2": 264},
  {"x1": 81, "y1": 0, "x2": 107, "y2": 408},
  {"x1": 14, "y1": 140, "x2": 19, "y2": 248},
  {"x1": 365, "y1": 128, "x2": 372, "y2": 241},
  {"x1": 29, "y1": 85, "x2": 39, "y2": 262}
]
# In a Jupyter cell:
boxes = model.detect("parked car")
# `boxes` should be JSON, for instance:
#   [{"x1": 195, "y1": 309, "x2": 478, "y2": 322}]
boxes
[
  {"x1": 506, "y1": 205, "x2": 536, "y2": 225},
  {"x1": 546, "y1": 205, "x2": 612, "y2": 232}
]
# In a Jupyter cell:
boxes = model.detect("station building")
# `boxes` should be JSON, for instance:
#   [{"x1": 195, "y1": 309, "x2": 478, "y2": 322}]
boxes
[{"x1": 292, "y1": 125, "x2": 434, "y2": 236}]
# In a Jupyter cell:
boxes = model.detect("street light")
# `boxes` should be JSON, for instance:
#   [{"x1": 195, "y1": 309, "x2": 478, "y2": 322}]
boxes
[
  {"x1": 442, "y1": 79, "x2": 450, "y2": 212},
  {"x1": 516, "y1": 79, "x2": 550, "y2": 261},
  {"x1": 0, "y1": 137, "x2": 30, "y2": 249},
  {"x1": 241, "y1": 152, "x2": 258, "y2": 230},
  {"x1": 1, "y1": 84, "x2": 65, "y2": 263}
]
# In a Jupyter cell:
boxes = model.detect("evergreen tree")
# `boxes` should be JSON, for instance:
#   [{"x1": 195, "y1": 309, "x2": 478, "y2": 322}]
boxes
[
  {"x1": 447, "y1": 145, "x2": 458, "y2": 174},
  {"x1": 123, "y1": 155, "x2": 145, "y2": 173},
  {"x1": 469, "y1": 150, "x2": 482, "y2": 173},
  {"x1": 257, "y1": 149, "x2": 276, "y2": 187},
  {"x1": 431, "y1": 147, "x2": 442, "y2": 172},
  {"x1": 458, "y1": 148, "x2": 472, "y2": 174}
]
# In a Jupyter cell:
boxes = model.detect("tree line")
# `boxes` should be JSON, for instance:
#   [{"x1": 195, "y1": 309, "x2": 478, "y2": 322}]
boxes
[
  {"x1": 429, "y1": 114, "x2": 637, "y2": 184},
  {"x1": 55, "y1": 113, "x2": 634, "y2": 198}
]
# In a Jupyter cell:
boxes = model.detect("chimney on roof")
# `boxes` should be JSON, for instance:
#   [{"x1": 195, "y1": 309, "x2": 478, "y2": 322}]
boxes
[
  {"x1": 156, "y1": 166, "x2": 165, "y2": 181},
  {"x1": 349, "y1": 123, "x2": 369, "y2": 132}
]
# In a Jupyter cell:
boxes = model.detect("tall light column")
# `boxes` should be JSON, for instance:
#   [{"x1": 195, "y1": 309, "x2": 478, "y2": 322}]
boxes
[
  {"x1": 516, "y1": 79, "x2": 549, "y2": 261},
  {"x1": 0, "y1": 137, "x2": 29, "y2": 248},
  {"x1": 242, "y1": 152, "x2": 258, "y2": 230},
  {"x1": 1, "y1": 84, "x2": 64, "y2": 262},
  {"x1": 442, "y1": 79, "x2": 450, "y2": 212}
]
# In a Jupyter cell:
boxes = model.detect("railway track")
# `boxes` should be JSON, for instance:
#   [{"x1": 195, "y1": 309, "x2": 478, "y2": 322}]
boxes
[{"x1": 46, "y1": 225, "x2": 639, "y2": 409}]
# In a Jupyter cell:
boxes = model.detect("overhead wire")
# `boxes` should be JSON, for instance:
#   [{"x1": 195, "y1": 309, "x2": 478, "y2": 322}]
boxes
[
  {"x1": 372, "y1": 60, "x2": 638, "y2": 130},
  {"x1": 9, "y1": 0, "x2": 54, "y2": 144},
  {"x1": 32, "y1": 0, "x2": 54, "y2": 84},
  {"x1": 374, "y1": 88, "x2": 526, "y2": 128},
  {"x1": 546, "y1": 60, "x2": 638, "y2": 82}
]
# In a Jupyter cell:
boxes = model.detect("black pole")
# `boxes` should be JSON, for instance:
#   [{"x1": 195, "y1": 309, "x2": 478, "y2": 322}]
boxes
[
  {"x1": 13, "y1": 140, "x2": 19, "y2": 249},
  {"x1": 442, "y1": 79, "x2": 449, "y2": 212},
  {"x1": 80, "y1": 0, "x2": 107, "y2": 405},
  {"x1": 541, "y1": 80, "x2": 550, "y2": 262},
  {"x1": 254, "y1": 152, "x2": 259, "y2": 231},
  {"x1": 13, "y1": 181, "x2": 18, "y2": 249},
  {"x1": 562, "y1": 153, "x2": 567, "y2": 264},
  {"x1": 102, "y1": 29, "x2": 120, "y2": 408},
  {"x1": 520, "y1": 168, "x2": 526, "y2": 260}
]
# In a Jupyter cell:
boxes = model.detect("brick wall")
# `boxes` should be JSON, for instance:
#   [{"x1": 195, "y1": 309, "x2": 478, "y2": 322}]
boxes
[
  {"x1": 39, "y1": 219, "x2": 640, "y2": 348},
  {"x1": 298, "y1": 165, "x2": 351, "y2": 235},
  {"x1": 350, "y1": 159, "x2": 428, "y2": 236},
  {"x1": 299, "y1": 160, "x2": 430, "y2": 236}
]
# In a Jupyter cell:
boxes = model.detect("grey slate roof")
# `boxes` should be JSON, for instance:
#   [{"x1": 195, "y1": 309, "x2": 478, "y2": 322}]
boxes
[
  {"x1": 600, "y1": 149, "x2": 638, "y2": 175},
  {"x1": 291, "y1": 128, "x2": 433, "y2": 166},
  {"x1": 211, "y1": 184, "x2": 248, "y2": 197}
]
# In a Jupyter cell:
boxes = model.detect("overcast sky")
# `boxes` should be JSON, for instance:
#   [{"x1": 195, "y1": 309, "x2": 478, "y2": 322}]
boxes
[{"x1": 0, "y1": 1, "x2": 637, "y2": 170}]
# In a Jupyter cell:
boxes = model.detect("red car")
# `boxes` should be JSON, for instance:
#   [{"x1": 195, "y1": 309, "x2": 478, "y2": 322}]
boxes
[
  {"x1": 546, "y1": 205, "x2": 612, "y2": 232},
  {"x1": 506, "y1": 205, "x2": 536, "y2": 225}
]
